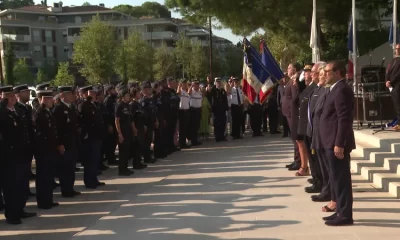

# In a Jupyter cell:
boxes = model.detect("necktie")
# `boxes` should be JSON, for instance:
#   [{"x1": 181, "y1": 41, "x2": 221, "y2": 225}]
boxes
[
  {"x1": 236, "y1": 88, "x2": 241, "y2": 105},
  {"x1": 307, "y1": 100, "x2": 312, "y2": 130}
]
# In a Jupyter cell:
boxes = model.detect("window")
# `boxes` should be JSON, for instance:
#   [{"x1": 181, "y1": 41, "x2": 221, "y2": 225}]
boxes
[
  {"x1": 64, "y1": 46, "x2": 69, "y2": 52},
  {"x1": 75, "y1": 16, "x2": 81, "y2": 23},
  {"x1": 62, "y1": 30, "x2": 67, "y2": 38},
  {"x1": 45, "y1": 30, "x2": 52, "y2": 42},
  {"x1": 33, "y1": 30, "x2": 40, "y2": 42},
  {"x1": 34, "y1": 46, "x2": 41, "y2": 52},
  {"x1": 34, "y1": 61, "x2": 42, "y2": 67},
  {"x1": 46, "y1": 46, "x2": 53, "y2": 57}
]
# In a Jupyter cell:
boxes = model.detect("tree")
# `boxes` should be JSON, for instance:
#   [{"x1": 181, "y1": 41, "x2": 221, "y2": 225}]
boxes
[
  {"x1": 113, "y1": 2, "x2": 171, "y2": 18},
  {"x1": 3, "y1": 40, "x2": 15, "y2": 85},
  {"x1": 13, "y1": 58, "x2": 34, "y2": 85},
  {"x1": 82, "y1": 2, "x2": 90, "y2": 6},
  {"x1": 189, "y1": 41, "x2": 207, "y2": 78},
  {"x1": 42, "y1": 60, "x2": 58, "y2": 80},
  {"x1": 221, "y1": 45, "x2": 243, "y2": 77},
  {"x1": 1, "y1": 0, "x2": 34, "y2": 10},
  {"x1": 174, "y1": 33, "x2": 193, "y2": 78},
  {"x1": 52, "y1": 62, "x2": 75, "y2": 86},
  {"x1": 115, "y1": 31, "x2": 153, "y2": 82},
  {"x1": 36, "y1": 68, "x2": 48, "y2": 84},
  {"x1": 72, "y1": 15, "x2": 118, "y2": 84},
  {"x1": 153, "y1": 42, "x2": 176, "y2": 80}
]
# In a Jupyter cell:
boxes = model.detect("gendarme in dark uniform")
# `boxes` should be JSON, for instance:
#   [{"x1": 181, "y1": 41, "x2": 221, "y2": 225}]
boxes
[
  {"x1": 78, "y1": 86, "x2": 105, "y2": 189},
  {"x1": 165, "y1": 77, "x2": 180, "y2": 152},
  {"x1": 102, "y1": 84, "x2": 118, "y2": 165},
  {"x1": 210, "y1": 77, "x2": 228, "y2": 142},
  {"x1": 53, "y1": 86, "x2": 81, "y2": 198},
  {"x1": 32, "y1": 90, "x2": 59, "y2": 210},
  {"x1": 32, "y1": 82, "x2": 51, "y2": 112},
  {"x1": 0, "y1": 86, "x2": 36, "y2": 225},
  {"x1": 152, "y1": 81, "x2": 168, "y2": 158},
  {"x1": 138, "y1": 81, "x2": 158, "y2": 163}
]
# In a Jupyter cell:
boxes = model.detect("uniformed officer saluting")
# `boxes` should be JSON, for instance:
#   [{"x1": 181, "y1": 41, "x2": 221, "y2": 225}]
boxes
[
  {"x1": 78, "y1": 86, "x2": 106, "y2": 189},
  {"x1": 139, "y1": 81, "x2": 158, "y2": 164},
  {"x1": 0, "y1": 86, "x2": 36, "y2": 225},
  {"x1": 115, "y1": 87, "x2": 137, "y2": 176},
  {"x1": 210, "y1": 77, "x2": 229, "y2": 142},
  {"x1": 32, "y1": 90, "x2": 60, "y2": 209},
  {"x1": 53, "y1": 86, "x2": 81, "y2": 198}
]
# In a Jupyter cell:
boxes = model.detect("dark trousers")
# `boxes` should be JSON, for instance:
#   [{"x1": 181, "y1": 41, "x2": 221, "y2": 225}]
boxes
[
  {"x1": 22, "y1": 147, "x2": 33, "y2": 199},
  {"x1": 280, "y1": 112, "x2": 290, "y2": 136},
  {"x1": 178, "y1": 109, "x2": 190, "y2": 147},
  {"x1": 83, "y1": 139, "x2": 101, "y2": 187},
  {"x1": 267, "y1": 107, "x2": 279, "y2": 133},
  {"x1": 250, "y1": 104, "x2": 262, "y2": 135},
  {"x1": 102, "y1": 130, "x2": 117, "y2": 164},
  {"x1": 189, "y1": 107, "x2": 201, "y2": 143},
  {"x1": 317, "y1": 149, "x2": 332, "y2": 199},
  {"x1": 118, "y1": 134, "x2": 132, "y2": 172},
  {"x1": 231, "y1": 105, "x2": 243, "y2": 138},
  {"x1": 325, "y1": 149, "x2": 353, "y2": 218},
  {"x1": 59, "y1": 149, "x2": 77, "y2": 195},
  {"x1": 305, "y1": 137, "x2": 322, "y2": 186},
  {"x1": 287, "y1": 116, "x2": 300, "y2": 163},
  {"x1": 262, "y1": 107, "x2": 268, "y2": 131},
  {"x1": 139, "y1": 126, "x2": 153, "y2": 160},
  {"x1": 131, "y1": 137, "x2": 142, "y2": 166},
  {"x1": 154, "y1": 125, "x2": 166, "y2": 157},
  {"x1": 35, "y1": 154, "x2": 56, "y2": 207},
  {"x1": 391, "y1": 84, "x2": 400, "y2": 118},
  {"x1": 166, "y1": 111, "x2": 178, "y2": 150},
  {"x1": 2, "y1": 160, "x2": 28, "y2": 221},
  {"x1": 213, "y1": 110, "x2": 227, "y2": 141},
  {"x1": 242, "y1": 110, "x2": 247, "y2": 134}
]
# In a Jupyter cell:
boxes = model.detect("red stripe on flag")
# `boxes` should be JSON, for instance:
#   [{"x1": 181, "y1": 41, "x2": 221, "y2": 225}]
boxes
[
  {"x1": 347, "y1": 51, "x2": 354, "y2": 78},
  {"x1": 242, "y1": 78, "x2": 257, "y2": 104},
  {"x1": 259, "y1": 88, "x2": 273, "y2": 104}
]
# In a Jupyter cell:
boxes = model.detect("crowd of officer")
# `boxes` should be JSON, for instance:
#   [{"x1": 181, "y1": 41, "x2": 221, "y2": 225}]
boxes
[{"x1": 0, "y1": 75, "x2": 283, "y2": 225}]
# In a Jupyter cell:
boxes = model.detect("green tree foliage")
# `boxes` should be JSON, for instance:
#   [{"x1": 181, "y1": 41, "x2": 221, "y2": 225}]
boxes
[
  {"x1": 153, "y1": 42, "x2": 176, "y2": 80},
  {"x1": 13, "y1": 58, "x2": 34, "y2": 85},
  {"x1": 221, "y1": 45, "x2": 244, "y2": 77},
  {"x1": 174, "y1": 33, "x2": 193, "y2": 78},
  {"x1": 115, "y1": 31, "x2": 153, "y2": 82},
  {"x1": 113, "y1": 2, "x2": 171, "y2": 18},
  {"x1": 82, "y1": 2, "x2": 91, "y2": 6},
  {"x1": 3, "y1": 40, "x2": 15, "y2": 85},
  {"x1": 0, "y1": 0, "x2": 34, "y2": 10},
  {"x1": 189, "y1": 42, "x2": 207, "y2": 78},
  {"x1": 36, "y1": 68, "x2": 48, "y2": 84},
  {"x1": 52, "y1": 62, "x2": 75, "y2": 86},
  {"x1": 42, "y1": 60, "x2": 58, "y2": 80},
  {"x1": 72, "y1": 15, "x2": 118, "y2": 84}
]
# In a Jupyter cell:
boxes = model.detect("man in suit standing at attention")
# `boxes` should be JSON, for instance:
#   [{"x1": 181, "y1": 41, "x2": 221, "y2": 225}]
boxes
[{"x1": 320, "y1": 60, "x2": 355, "y2": 226}]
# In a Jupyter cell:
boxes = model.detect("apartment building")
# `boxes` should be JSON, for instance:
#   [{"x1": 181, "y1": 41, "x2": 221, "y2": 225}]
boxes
[{"x1": 0, "y1": 3, "x2": 232, "y2": 75}]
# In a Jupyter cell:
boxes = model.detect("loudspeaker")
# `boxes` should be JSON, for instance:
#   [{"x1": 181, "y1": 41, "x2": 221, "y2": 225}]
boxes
[{"x1": 360, "y1": 65, "x2": 386, "y2": 92}]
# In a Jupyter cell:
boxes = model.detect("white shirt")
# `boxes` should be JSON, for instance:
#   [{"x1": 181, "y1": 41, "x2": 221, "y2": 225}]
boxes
[
  {"x1": 330, "y1": 79, "x2": 344, "y2": 91},
  {"x1": 231, "y1": 87, "x2": 243, "y2": 105},
  {"x1": 190, "y1": 89, "x2": 202, "y2": 108},
  {"x1": 61, "y1": 100, "x2": 71, "y2": 108},
  {"x1": 227, "y1": 92, "x2": 232, "y2": 107},
  {"x1": 179, "y1": 89, "x2": 190, "y2": 110}
]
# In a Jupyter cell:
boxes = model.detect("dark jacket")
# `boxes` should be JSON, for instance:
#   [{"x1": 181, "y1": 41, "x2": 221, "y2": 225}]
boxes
[
  {"x1": 0, "y1": 107, "x2": 25, "y2": 162},
  {"x1": 15, "y1": 101, "x2": 34, "y2": 145},
  {"x1": 386, "y1": 57, "x2": 400, "y2": 87},
  {"x1": 297, "y1": 82, "x2": 317, "y2": 136},
  {"x1": 32, "y1": 107, "x2": 58, "y2": 155},
  {"x1": 78, "y1": 98, "x2": 104, "y2": 141},
  {"x1": 310, "y1": 87, "x2": 328, "y2": 149},
  {"x1": 53, "y1": 101, "x2": 79, "y2": 150},
  {"x1": 319, "y1": 80, "x2": 356, "y2": 150}
]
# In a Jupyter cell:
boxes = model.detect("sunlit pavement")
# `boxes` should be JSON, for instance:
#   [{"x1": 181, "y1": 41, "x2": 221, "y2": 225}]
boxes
[{"x1": 1, "y1": 134, "x2": 400, "y2": 240}]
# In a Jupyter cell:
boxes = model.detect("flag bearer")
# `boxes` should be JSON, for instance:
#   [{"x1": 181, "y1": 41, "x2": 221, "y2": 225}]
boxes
[
  {"x1": 53, "y1": 86, "x2": 81, "y2": 198},
  {"x1": 32, "y1": 90, "x2": 59, "y2": 209}
]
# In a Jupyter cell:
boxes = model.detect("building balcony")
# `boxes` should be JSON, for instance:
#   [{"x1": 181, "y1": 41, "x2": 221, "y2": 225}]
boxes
[
  {"x1": 142, "y1": 31, "x2": 178, "y2": 40},
  {"x1": 0, "y1": 50, "x2": 32, "y2": 58},
  {"x1": 67, "y1": 35, "x2": 80, "y2": 43},
  {"x1": 1, "y1": 34, "x2": 31, "y2": 42}
]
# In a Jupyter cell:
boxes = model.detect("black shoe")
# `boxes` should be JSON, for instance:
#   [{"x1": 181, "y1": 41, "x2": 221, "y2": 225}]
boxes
[
  {"x1": 312, "y1": 195, "x2": 331, "y2": 202},
  {"x1": 75, "y1": 167, "x2": 82, "y2": 172},
  {"x1": 325, "y1": 216, "x2": 353, "y2": 226},
  {"x1": 133, "y1": 164, "x2": 147, "y2": 170},
  {"x1": 85, "y1": 185, "x2": 98, "y2": 189},
  {"x1": 97, "y1": 182, "x2": 106, "y2": 186},
  {"x1": 30, "y1": 173, "x2": 36, "y2": 180},
  {"x1": 53, "y1": 182, "x2": 60, "y2": 190},
  {"x1": 51, "y1": 202, "x2": 60, "y2": 208},
  {"x1": 38, "y1": 205, "x2": 53, "y2": 210},
  {"x1": 100, "y1": 164, "x2": 109, "y2": 171},
  {"x1": 21, "y1": 212, "x2": 37, "y2": 218},
  {"x1": 285, "y1": 162, "x2": 295, "y2": 168},
  {"x1": 307, "y1": 178, "x2": 314, "y2": 184},
  {"x1": 192, "y1": 141, "x2": 203, "y2": 146},
  {"x1": 144, "y1": 158, "x2": 156, "y2": 164},
  {"x1": 305, "y1": 185, "x2": 321, "y2": 193},
  {"x1": 28, "y1": 192, "x2": 36, "y2": 197},
  {"x1": 73, "y1": 191, "x2": 81, "y2": 196},
  {"x1": 288, "y1": 163, "x2": 300, "y2": 171},
  {"x1": 108, "y1": 160, "x2": 119, "y2": 166},
  {"x1": 323, "y1": 213, "x2": 338, "y2": 221},
  {"x1": 119, "y1": 171, "x2": 133, "y2": 176},
  {"x1": 6, "y1": 219, "x2": 22, "y2": 225},
  {"x1": 62, "y1": 190, "x2": 81, "y2": 198}
]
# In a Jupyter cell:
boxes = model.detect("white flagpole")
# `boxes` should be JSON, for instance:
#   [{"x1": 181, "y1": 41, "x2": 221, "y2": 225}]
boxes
[
  {"x1": 311, "y1": 0, "x2": 320, "y2": 63},
  {"x1": 352, "y1": 0, "x2": 357, "y2": 92},
  {"x1": 394, "y1": 0, "x2": 397, "y2": 57}
]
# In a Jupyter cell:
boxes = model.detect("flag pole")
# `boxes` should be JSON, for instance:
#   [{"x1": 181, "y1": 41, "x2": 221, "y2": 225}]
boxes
[
  {"x1": 352, "y1": 0, "x2": 357, "y2": 93},
  {"x1": 311, "y1": 0, "x2": 320, "y2": 63},
  {"x1": 394, "y1": 0, "x2": 397, "y2": 57}
]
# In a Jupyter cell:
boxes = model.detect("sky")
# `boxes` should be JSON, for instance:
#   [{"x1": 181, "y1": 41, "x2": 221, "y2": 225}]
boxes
[{"x1": 35, "y1": 0, "x2": 248, "y2": 44}]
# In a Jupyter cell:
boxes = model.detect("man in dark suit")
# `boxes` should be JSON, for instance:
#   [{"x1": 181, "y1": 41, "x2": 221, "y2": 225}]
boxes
[
  {"x1": 385, "y1": 43, "x2": 400, "y2": 129},
  {"x1": 277, "y1": 78, "x2": 289, "y2": 137},
  {"x1": 320, "y1": 60, "x2": 355, "y2": 226}
]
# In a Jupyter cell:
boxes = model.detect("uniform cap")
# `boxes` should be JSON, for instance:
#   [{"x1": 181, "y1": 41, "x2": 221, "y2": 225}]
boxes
[
  {"x1": 36, "y1": 82, "x2": 51, "y2": 91},
  {"x1": 0, "y1": 85, "x2": 14, "y2": 94},
  {"x1": 180, "y1": 78, "x2": 188, "y2": 83},
  {"x1": 192, "y1": 80, "x2": 200, "y2": 84},
  {"x1": 166, "y1": 76, "x2": 174, "y2": 81},
  {"x1": 141, "y1": 81, "x2": 152, "y2": 89},
  {"x1": 37, "y1": 90, "x2": 53, "y2": 98},
  {"x1": 79, "y1": 85, "x2": 93, "y2": 92},
  {"x1": 232, "y1": 77, "x2": 239, "y2": 81},
  {"x1": 303, "y1": 64, "x2": 313, "y2": 72},
  {"x1": 58, "y1": 86, "x2": 73, "y2": 93},
  {"x1": 13, "y1": 84, "x2": 29, "y2": 93},
  {"x1": 104, "y1": 84, "x2": 114, "y2": 93},
  {"x1": 214, "y1": 77, "x2": 222, "y2": 81}
]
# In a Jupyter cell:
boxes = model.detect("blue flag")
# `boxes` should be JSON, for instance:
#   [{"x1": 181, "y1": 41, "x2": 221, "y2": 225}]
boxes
[
  {"x1": 260, "y1": 40, "x2": 284, "y2": 81},
  {"x1": 389, "y1": 20, "x2": 399, "y2": 45}
]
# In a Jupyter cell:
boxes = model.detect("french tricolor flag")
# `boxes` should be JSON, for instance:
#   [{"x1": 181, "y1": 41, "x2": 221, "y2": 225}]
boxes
[
  {"x1": 347, "y1": 19, "x2": 354, "y2": 78},
  {"x1": 242, "y1": 38, "x2": 272, "y2": 104}
]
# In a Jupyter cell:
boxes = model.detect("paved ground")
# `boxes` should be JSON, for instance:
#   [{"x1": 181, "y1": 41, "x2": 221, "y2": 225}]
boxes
[{"x1": 1, "y1": 135, "x2": 400, "y2": 240}]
